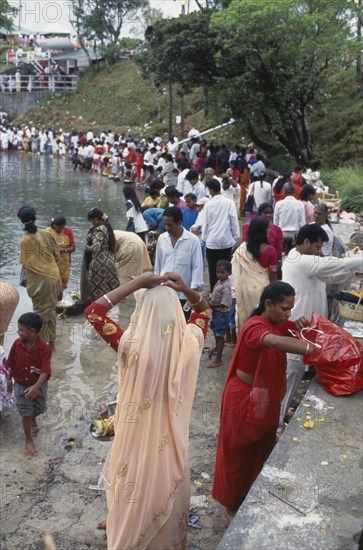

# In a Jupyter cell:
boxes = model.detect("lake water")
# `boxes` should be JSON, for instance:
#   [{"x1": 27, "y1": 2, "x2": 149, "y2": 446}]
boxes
[
  {"x1": 0, "y1": 154, "x2": 131, "y2": 476},
  {"x1": 0, "y1": 153, "x2": 128, "y2": 301}
]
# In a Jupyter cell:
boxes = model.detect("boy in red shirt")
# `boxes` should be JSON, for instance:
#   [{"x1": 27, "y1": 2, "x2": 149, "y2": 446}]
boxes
[{"x1": 6, "y1": 313, "x2": 51, "y2": 456}]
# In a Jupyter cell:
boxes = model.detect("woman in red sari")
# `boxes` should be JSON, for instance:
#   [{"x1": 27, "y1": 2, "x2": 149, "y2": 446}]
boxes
[
  {"x1": 241, "y1": 202, "x2": 283, "y2": 258},
  {"x1": 212, "y1": 282, "x2": 315, "y2": 522}
]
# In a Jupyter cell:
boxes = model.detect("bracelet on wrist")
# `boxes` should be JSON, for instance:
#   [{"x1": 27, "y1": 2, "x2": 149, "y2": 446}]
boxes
[
  {"x1": 305, "y1": 342, "x2": 310, "y2": 355},
  {"x1": 103, "y1": 294, "x2": 115, "y2": 308},
  {"x1": 189, "y1": 294, "x2": 203, "y2": 308}
]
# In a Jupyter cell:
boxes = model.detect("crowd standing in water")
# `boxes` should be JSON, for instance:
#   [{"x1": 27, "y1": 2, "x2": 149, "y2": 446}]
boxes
[{"x1": 1, "y1": 123, "x2": 362, "y2": 548}]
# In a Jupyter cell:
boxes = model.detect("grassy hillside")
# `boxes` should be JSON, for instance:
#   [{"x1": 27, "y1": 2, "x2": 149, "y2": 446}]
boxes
[
  {"x1": 14, "y1": 60, "x2": 222, "y2": 140},
  {"x1": 13, "y1": 60, "x2": 363, "y2": 170}
]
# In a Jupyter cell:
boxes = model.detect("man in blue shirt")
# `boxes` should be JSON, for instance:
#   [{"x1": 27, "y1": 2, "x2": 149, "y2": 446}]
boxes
[{"x1": 143, "y1": 208, "x2": 165, "y2": 233}]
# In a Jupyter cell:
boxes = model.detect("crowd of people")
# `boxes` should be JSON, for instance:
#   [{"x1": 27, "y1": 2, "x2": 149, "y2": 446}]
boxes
[{"x1": 1, "y1": 128, "x2": 362, "y2": 549}]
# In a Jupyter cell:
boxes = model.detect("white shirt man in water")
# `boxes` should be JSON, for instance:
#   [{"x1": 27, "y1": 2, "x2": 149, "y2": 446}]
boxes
[{"x1": 154, "y1": 206, "x2": 204, "y2": 310}]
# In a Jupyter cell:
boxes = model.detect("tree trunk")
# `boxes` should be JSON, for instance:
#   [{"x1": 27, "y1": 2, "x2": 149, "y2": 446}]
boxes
[
  {"x1": 357, "y1": 0, "x2": 362, "y2": 81},
  {"x1": 180, "y1": 90, "x2": 185, "y2": 138},
  {"x1": 203, "y1": 84, "x2": 209, "y2": 116},
  {"x1": 168, "y1": 77, "x2": 173, "y2": 140},
  {"x1": 155, "y1": 86, "x2": 162, "y2": 123},
  {"x1": 246, "y1": 120, "x2": 281, "y2": 157}
]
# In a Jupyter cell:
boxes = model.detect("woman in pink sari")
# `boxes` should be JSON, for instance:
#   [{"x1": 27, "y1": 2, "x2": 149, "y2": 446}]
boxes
[
  {"x1": 233, "y1": 217, "x2": 278, "y2": 332},
  {"x1": 85, "y1": 272, "x2": 210, "y2": 549}
]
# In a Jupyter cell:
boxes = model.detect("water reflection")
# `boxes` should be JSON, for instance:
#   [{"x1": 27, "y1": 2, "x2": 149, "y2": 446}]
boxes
[
  {"x1": 0, "y1": 153, "x2": 127, "y2": 293},
  {"x1": 0, "y1": 154, "x2": 127, "y2": 468}
]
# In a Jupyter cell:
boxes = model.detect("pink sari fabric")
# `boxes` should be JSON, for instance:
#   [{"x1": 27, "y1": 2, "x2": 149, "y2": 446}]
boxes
[{"x1": 87, "y1": 287, "x2": 209, "y2": 549}]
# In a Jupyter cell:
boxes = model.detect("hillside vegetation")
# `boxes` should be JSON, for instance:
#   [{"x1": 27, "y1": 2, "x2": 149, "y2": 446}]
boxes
[
  {"x1": 14, "y1": 60, "x2": 219, "y2": 139},
  {"x1": 13, "y1": 59, "x2": 363, "y2": 172}
]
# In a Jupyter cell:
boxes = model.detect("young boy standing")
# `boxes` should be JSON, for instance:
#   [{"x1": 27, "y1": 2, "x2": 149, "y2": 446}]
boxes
[
  {"x1": 6, "y1": 313, "x2": 51, "y2": 456},
  {"x1": 207, "y1": 260, "x2": 232, "y2": 368}
]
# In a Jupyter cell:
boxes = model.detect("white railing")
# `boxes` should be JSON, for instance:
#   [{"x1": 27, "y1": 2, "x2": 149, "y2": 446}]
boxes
[
  {"x1": 6, "y1": 51, "x2": 52, "y2": 64},
  {"x1": 0, "y1": 74, "x2": 78, "y2": 92}
]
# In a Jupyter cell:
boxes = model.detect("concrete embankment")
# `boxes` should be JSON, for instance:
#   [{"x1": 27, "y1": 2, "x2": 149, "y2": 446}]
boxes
[{"x1": 218, "y1": 379, "x2": 363, "y2": 550}]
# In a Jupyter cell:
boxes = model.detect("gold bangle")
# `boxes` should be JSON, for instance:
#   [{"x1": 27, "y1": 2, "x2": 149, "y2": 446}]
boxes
[
  {"x1": 189, "y1": 294, "x2": 202, "y2": 308},
  {"x1": 103, "y1": 294, "x2": 114, "y2": 308},
  {"x1": 306, "y1": 342, "x2": 310, "y2": 355}
]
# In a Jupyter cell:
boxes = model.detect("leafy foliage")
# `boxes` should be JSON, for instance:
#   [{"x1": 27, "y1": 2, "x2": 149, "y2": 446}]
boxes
[
  {"x1": 71, "y1": 0, "x2": 147, "y2": 52},
  {"x1": 322, "y1": 166, "x2": 363, "y2": 213},
  {"x1": 0, "y1": 0, "x2": 17, "y2": 30},
  {"x1": 138, "y1": 11, "x2": 217, "y2": 91},
  {"x1": 210, "y1": 0, "x2": 361, "y2": 162}
]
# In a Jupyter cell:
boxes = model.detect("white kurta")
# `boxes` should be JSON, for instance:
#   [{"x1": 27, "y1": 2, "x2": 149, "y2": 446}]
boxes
[{"x1": 282, "y1": 249, "x2": 362, "y2": 320}]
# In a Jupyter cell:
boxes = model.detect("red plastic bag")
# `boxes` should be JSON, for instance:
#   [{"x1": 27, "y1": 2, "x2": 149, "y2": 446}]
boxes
[{"x1": 300, "y1": 313, "x2": 363, "y2": 396}]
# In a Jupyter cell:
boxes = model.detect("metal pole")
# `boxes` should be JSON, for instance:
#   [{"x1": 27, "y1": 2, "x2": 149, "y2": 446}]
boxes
[
  {"x1": 18, "y1": 0, "x2": 22, "y2": 32},
  {"x1": 168, "y1": 76, "x2": 173, "y2": 140}
]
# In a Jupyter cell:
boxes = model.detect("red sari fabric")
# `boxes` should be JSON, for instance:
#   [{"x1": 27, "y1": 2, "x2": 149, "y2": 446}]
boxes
[{"x1": 212, "y1": 316, "x2": 295, "y2": 509}]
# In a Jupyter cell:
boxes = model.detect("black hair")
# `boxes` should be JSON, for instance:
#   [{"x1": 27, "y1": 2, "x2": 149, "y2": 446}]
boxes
[
  {"x1": 150, "y1": 179, "x2": 164, "y2": 190},
  {"x1": 300, "y1": 184, "x2": 317, "y2": 201},
  {"x1": 206, "y1": 179, "x2": 221, "y2": 193},
  {"x1": 87, "y1": 207, "x2": 116, "y2": 252},
  {"x1": 177, "y1": 158, "x2": 191, "y2": 171},
  {"x1": 164, "y1": 186, "x2": 182, "y2": 198},
  {"x1": 257, "y1": 202, "x2": 273, "y2": 215},
  {"x1": 18, "y1": 312, "x2": 43, "y2": 332},
  {"x1": 123, "y1": 186, "x2": 142, "y2": 212},
  {"x1": 184, "y1": 193, "x2": 197, "y2": 201},
  {"x1": 17, "y1": 206, "x2": 37, "y2": 234},
  {"x1": 246, "y1": 217, "x2": 269, "y2": 260},
  {"x1": 258, "y1": 171, "x2": 267, "y2": 187},
  {"x1": 185, "y1": 170, "x2": 198, "y2": 181},
  {"x1": 52, "y1": 215, "x2": 66, "y2": 227},
  {"x1": 251, "y1": 282, "x2": 295, "y2": 316},
  {"x1": 295, "y1": 223, "x2": 329, "y2": 245},
  {"x1": 274, "y1": 172, "x2": 291, "y2": 195},
  {"x1": 216, "y1": 259, "x2": 232, "y2": 273},
  {"x1": 163, "y1": 206, "x2": 183, "y2": 224}
]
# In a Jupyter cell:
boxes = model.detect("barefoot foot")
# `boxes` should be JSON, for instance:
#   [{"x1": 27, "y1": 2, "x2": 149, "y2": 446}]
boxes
[
  {"x1": 25, "y1": 442, "x2": 38, "y2": 456},
  {"x1": 97, "y1": 520, "x2": 107, "y2": 530},
  {"x1": 207, "y1": 359, "x2": 222, "y2": 368}
]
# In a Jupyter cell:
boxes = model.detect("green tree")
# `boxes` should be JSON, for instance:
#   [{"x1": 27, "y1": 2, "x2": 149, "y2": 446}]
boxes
[
  {"x1": 211, "y1": 0, "x2": 361, "y2": 162},
  {"x1": 72, "y1": 0, "x2": 147, "y2": 62},
  {"x1": 0, "y1": 0, "x2": 17, "y2": 31},
  {"x1": 139, "y1": 12, "x2": 217, "y2": 111}
]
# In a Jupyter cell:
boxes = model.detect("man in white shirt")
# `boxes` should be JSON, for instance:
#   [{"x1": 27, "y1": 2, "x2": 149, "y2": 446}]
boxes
[
  {"x1": 84, "y1": 141, "x2": 95, "y2": 171},
  {"x1": 154, "y1": 207, "x2": 204, "y2": 311},
  {"x1": 143, "y1": 147, "x2": 157, "y2": 167},
  {"x1": 183, "y1": 170, "x2": 206, "y2": 201},
  {"x1": 279, "y1": 223, "x2": 363, "y2": 434},
  {"x1": 202, "y1": 179, "x2": 240, "y2": 291},
  {"x1": 273, "y1": 183, "x2": 305, "y2": 239}
]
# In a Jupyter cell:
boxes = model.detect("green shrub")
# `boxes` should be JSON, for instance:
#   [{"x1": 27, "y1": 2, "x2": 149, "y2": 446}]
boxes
[{"x1": 322, "y1": 166, "x2": 363, "y2": 213}]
